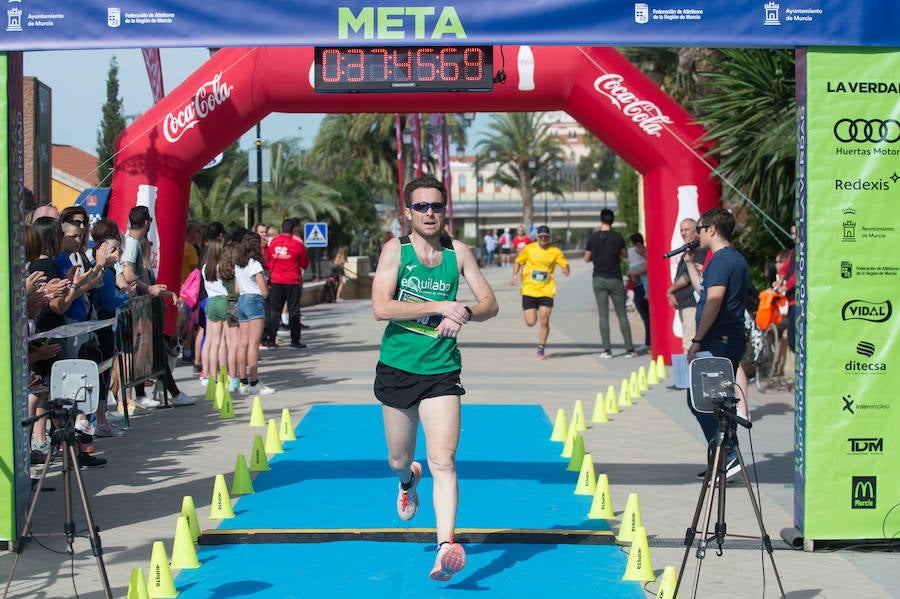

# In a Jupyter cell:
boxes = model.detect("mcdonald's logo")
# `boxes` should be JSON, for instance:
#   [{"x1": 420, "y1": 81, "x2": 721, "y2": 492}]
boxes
[{"x1": 851, "y1": 476, "x2": 876, "y2": 509}]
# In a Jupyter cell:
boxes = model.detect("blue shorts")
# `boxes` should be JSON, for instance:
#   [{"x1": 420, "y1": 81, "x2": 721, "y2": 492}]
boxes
[{"x1": 237, "y1": 293, "x2": 266, "y2": 322}]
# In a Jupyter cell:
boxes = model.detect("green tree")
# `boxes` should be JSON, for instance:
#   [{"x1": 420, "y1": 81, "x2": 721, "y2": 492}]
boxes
[
  {"x1": 475, "y1": 112, "x2": 566, "y2": 229},
  {"x1": 188, "y1": 145, "x2": 251, "y2": 230},
  {"x1": 96, "y1": 56, "x2": 127, "y2": 181},
  {"x1": 692, "y1": 48, "x2": 796, "y2": 283},
  {"x1": 614, "y1": 160, "x2": 640, "y2": 233}
]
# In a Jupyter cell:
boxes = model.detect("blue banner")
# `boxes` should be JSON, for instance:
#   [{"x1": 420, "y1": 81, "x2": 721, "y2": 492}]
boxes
[{"x1": 1, "y1": 1, "x2": 899, "y2": 51}]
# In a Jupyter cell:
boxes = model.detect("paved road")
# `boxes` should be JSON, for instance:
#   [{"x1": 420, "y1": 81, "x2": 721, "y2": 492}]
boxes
[{"x1": 0, "y1": 261, "x2": 894, "y2": 598}]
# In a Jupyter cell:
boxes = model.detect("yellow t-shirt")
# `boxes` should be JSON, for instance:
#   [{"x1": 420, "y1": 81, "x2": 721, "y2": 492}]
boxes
[{"x1": 515, "y1": 242, "x2": 568, "y2": 298}]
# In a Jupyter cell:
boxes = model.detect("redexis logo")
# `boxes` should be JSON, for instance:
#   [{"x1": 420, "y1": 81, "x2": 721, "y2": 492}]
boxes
[
  {"x1": 841, "y1": 300, "x2": 892, "y2": 322},
  {"x1": 851, "y1": 476, "x2": 876, "y2": 509}
]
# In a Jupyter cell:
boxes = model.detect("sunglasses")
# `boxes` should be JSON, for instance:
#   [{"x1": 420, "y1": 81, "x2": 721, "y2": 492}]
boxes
[
  {"x1": 696, "y1": 225, "x2": 711, "y2": 233},
  {"x1": 409, "y1": 201, "x2": 446, "y2": 213}
]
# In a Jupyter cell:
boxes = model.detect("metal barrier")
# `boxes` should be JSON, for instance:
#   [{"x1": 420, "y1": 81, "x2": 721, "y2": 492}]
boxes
[{"x1": 115, "y1": 296, "x2": 167, "y2": 425}]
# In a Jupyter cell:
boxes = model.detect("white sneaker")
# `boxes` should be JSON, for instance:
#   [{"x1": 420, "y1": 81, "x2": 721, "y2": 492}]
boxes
[
  {"x1": 137, "y1": 397, "x2": 161, "y2": 409},
  {"x1": 171, "y1": 392, "x2": 197, "y2": 406},
  {"x1": 199, "y1": 376, "x2": 209, "y2": 387},
  {"x1": 74, "y1": 420, "x2": 95, "y2": 436},
  {"x1": 105, "y1": 410, "x2": 125, "y2": 423},
  {"x1": 248, "y1": 382, "x2": 275, "y2": 395},
  {"x1": 94, "y1": 422, "x2": 126, "y2": 437}
]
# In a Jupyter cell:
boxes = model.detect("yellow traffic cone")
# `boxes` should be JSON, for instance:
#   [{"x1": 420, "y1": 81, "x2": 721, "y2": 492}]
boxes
[
  {"x1": 170, "y1": 516, "x2": 200, "y2": 569},
  {"x1": 623, "y1": 526, "x2": 656, "y2": 582},
  {"x1": 214, "y1": 380, "x2": 225, "y2": 409},
  {"x1": 647, "y1": 360, "x2": 659, "y2": 385},
  {"x1": 560, "y1": 419, "x2": 577, "y2": 458},
  {"x1": 218, "y1": 391, "x2": 235, "y2": 419},
  {"x1": 572, "y1": 399, "x2": 587, "y2": 432},
  {"x1": 204, "y1": 376, "x2": 216, "y2": 402},
  {"x1": 574, "y1": 452, "x2": 596, "y2": 495},
  {"x1": 605, "y1": 385, "x2": 617, "y2": 414},
  {"x1": 616, "y1": 492, "x2": 644, "y2": 543},
  {"x1": 588, "y1": 473, "x2": 614, "y2": 519},
  {"x1": 566, "y1": 435, "x2": 585, "y2": 472},
  {"x1": 638, "y1": 366, "x2": 649, "y2": 392},
  {"x1": 230, "y1": 454, "x2": 255, "y2": 495},
  {"x1": 209, "y1": 474, "x2": 235, "y2": 519},
  {"x1": 618, "y1": 379, "x2": 632, "y2": 408},
  {"x1": 656, "y1": 355, "x2": 667, "y2": 379},
  {"x1": 550, "y1": 408, "x2": 568, "y2": 441},
  {"x1": 249, "y1": 396, "x2": 266, "y2": 427},
  {"x1": 265, "y1": 419, "x2": 284, "y2": 454},
  {"x1": 279, "y1": 408, "x2": 296, "y2": 441},
  {"x1": 147, "y1": 541, "x2": 177, "y2": 598},
  {"x1": 591, "y1": 391, "x2": 608, "y2": 424},
  {"x1": 180, "y1": 496, "x2": 200, "y2": 544},
  {"x1": 127, "y1": 567, "x2": 150, "y2": 599},
  {"x1": 249, "y1": 434, "x2": 270, "y2": 471},
  {"x1": 656, "y1": 565, "x2": 680, "y2": 599},
  {"x1": 630, "y1": 372, "x2": 642, "y2": 399}
]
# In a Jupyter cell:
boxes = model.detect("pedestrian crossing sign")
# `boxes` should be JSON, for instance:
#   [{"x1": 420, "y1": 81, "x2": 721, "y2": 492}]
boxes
[{"x1": 304, "y1": 222, "x2": 328, "y2": 247}]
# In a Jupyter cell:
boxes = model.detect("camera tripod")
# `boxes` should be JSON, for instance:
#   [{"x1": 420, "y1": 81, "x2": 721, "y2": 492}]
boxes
[
  {"x1": 676, "y1": 397, "x2": 785, "y2": 599},
  {"x1": 3, "y1": 400, "x2": 112, "y2": 599}
]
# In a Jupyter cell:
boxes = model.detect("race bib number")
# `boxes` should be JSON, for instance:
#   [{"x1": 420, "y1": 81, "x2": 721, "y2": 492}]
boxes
[
  {"x1": 395, "y1": 289, "x2": 442, "y2": 337},
  {"x1": 530, "y1": 269, "x2": 549, "y2": 283}
]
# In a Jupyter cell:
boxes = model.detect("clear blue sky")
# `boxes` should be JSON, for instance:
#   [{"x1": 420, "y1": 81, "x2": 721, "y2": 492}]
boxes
[{"x1": 23, "y1": 48, "x2": 489, "y2": 163}]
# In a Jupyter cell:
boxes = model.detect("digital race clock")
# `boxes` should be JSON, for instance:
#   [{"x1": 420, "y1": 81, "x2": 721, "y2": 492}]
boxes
[{"x1": 314, "y1": 45, "x2": 493, "y2": 93}]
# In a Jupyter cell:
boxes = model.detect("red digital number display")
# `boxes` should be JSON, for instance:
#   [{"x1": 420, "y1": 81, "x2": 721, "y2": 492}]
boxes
[{"x1": 315, "y1": 45, "x2": 493, "y2": 93}]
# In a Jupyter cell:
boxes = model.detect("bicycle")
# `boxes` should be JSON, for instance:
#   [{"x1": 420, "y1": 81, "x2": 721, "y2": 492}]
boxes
[{"x1": 746, "y1": 289, "x2": 786, "y2": 393}]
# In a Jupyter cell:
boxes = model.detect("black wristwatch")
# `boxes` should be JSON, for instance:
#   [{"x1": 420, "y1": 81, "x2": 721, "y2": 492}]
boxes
[
  {"x1": 464, "y1": 306, "x2": 473, "y2": 319},
  {"x1": 691, "y1": 338, "x2": 703, "y2": 344}
]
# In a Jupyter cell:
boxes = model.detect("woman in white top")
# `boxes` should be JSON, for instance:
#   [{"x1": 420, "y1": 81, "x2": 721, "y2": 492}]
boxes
[
  {"x1": 200, "y1": 237, "x2": 227, "y2": 386},
  {"x1": 234, "y1": 232, "x2": 274, "y2": 394}
]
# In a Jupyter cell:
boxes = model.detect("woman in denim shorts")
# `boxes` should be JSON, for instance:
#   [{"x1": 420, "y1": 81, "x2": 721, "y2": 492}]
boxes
[
  {"x1": 234, "y1": 232, "x2": 275, "y2": 395},
  {"x1": 219, "y1": 242, "x2": 242, "y2": 392},
  {"x1": 200, "y1": 238, "x2": 227, "y2": 387}
]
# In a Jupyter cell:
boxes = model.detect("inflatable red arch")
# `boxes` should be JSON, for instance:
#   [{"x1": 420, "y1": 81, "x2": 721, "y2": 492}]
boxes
[{"x1": 108, "y1": 45, "x2": 719, "y2": 358}]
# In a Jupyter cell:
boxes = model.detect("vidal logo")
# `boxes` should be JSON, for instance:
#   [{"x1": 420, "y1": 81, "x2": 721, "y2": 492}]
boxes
[{"x1": 841, "y1": 300, "x2": 892, "y2": 322}]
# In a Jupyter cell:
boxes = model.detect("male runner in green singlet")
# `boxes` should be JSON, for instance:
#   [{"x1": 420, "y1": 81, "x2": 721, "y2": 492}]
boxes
[{"x1": 372, "y1": 175, "x2": 499, "y2": 581}]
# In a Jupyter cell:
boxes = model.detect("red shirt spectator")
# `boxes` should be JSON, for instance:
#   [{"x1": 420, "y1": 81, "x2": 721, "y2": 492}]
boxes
[{"x1": 266, "y1": 233, "x2": 310, "y2": 285}]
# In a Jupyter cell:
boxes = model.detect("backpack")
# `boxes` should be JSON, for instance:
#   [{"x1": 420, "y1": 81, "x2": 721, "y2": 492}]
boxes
[{"x1": 179, "y1": 268, "x2": 202, "y2": 309}]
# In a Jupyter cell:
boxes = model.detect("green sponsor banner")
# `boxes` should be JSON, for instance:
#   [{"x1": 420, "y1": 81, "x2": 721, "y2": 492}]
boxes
[{"x1": 804, "y1": 48, "x2": 900, "y2": 540}]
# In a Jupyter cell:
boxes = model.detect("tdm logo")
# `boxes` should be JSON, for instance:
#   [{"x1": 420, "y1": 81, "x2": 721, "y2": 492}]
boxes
[
  {"x1": 851, "y1": 476, "x2": 876, "y2": 509},
  {"x1": 841, "y1": 300, "x2": 892, "y2": 322},
  {"x1": 848, "y1": 437, "x2": 883, "y2": 454}
]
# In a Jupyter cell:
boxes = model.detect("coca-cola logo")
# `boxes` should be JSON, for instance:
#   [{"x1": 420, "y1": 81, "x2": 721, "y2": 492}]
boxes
[
  {"x1": 593, "y1": 74, "x2": 673, "y2": 137},
  {"x1": 163, "y1": 72, "x2": 234, "y2": 144}
]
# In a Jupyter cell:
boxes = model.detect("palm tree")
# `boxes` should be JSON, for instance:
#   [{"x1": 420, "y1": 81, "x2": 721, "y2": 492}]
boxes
[
  {"x1": 188, "y1": 146, "x2": 251, "y2": 230},
  {"x1": 691, "y1": 48, "x2": 796, "y2": 279},
  {"x1": 475, "y1": 112, "x2": 566, "y2": 229},
  {"x1": 263, "y1": 139, "x2": 343, "y2": 224}
]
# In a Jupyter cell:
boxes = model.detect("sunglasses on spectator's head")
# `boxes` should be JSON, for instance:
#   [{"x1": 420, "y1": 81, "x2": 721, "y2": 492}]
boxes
[{"x1": 409, "y1": 201, "x2": 446, "y2": 213}]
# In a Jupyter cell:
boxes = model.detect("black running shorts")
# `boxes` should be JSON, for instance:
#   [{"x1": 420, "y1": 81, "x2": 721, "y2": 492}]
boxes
[{"x1": 374, "y1": 361, "x2": 465, "y2": 409}]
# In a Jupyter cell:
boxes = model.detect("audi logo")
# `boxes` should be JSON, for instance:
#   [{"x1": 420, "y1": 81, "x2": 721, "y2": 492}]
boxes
[{"x1": 833, "y1": 118, "x2": 900, "y2": 143}]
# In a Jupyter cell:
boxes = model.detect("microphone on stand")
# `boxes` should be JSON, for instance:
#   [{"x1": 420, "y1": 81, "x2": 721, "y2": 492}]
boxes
[{"x1": 662, "y1": 239, "x2": 699, "y2": 259}]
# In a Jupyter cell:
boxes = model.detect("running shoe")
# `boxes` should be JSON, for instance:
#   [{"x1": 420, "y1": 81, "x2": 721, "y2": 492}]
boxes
[
  {"x1": 429, "y1": 543, "x2": 466, "y2": 581},
  {"x1": 397, "y1": 461, "x2": 422, "y2": 521},
  {"x1": 171, "y1": 392, "x2": 197, "y2": 406},
  {"x1": 78, "y1": 452, "x2": 107, "y2": 468},
  {"x1": 94, "y1": 422, "x2": 126, "y2": 437},
  {"x1": 105, "y1": 410, "x2": 125, "y2": 423},
  {"x1": 199, "y1": 375, "x2": 209, "y2": 387},
  {"x1": 227, "y1": 377, "x2": 241, "y2": 393},
  {"x1": 598, "y1": 350, "x2": 613, "y2": 359},
  {"x1": 536, "y1": 347, "x2": 546, "y2": 360},
  {"x1": 248, "y1": 382, "x2": 275, "y2": 395}
]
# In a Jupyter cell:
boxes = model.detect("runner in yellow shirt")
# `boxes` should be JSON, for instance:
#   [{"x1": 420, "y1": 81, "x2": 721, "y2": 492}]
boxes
[{"x1": 512, "y1": 225, "x2": 570, "y2": 359}]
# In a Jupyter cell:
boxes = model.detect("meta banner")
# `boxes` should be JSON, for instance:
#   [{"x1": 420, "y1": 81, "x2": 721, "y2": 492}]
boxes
[
  {"x1": 2, "y1": 1, "x2": 900, "y2": 51},
  {"x1": 800, "y1": 47, "x2": 900, "y2": 541}
]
